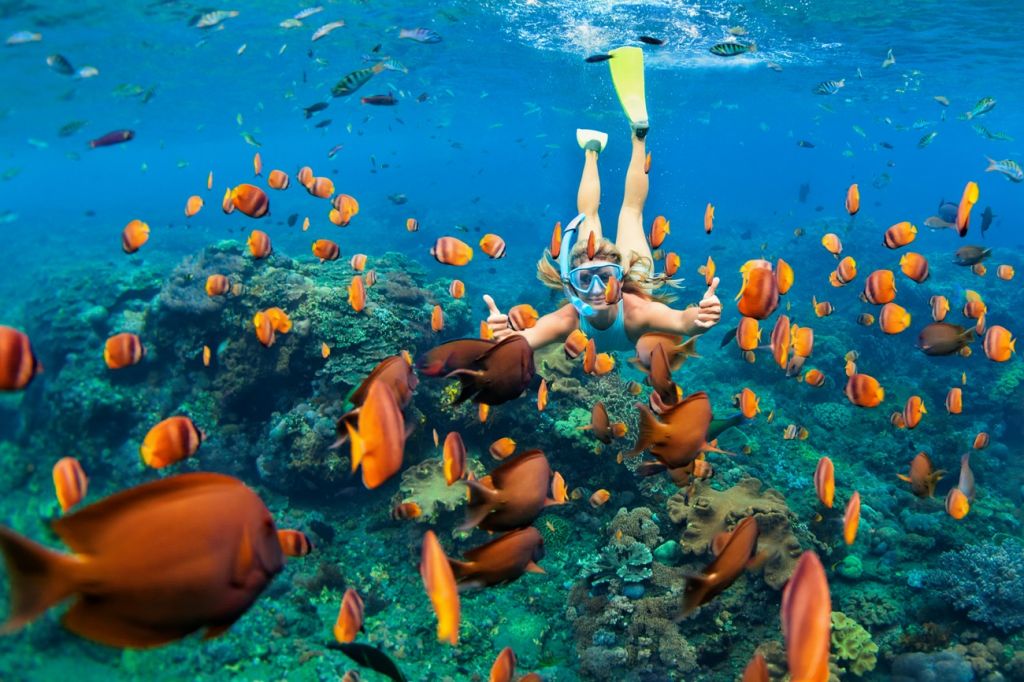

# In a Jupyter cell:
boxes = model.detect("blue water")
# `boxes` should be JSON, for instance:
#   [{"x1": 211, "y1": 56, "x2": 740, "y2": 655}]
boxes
[{"x1": 1, "y1": 1, "x2": 1023, "y2": 680}]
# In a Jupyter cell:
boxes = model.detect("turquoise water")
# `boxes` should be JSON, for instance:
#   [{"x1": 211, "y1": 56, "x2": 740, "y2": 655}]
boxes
[{"x1": 1, "y1": 1, "x2": 1023, "y2": 680}]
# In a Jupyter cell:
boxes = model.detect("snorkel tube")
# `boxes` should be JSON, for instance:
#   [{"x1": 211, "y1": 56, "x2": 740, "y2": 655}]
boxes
[{"x1": 559, "y1": 212, "x2": 595, "y2": 318}]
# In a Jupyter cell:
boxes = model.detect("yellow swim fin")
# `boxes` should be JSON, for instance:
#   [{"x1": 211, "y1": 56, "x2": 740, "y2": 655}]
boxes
[{"x1": 608, "y1": 46, "x2": 648, "y2": 136}]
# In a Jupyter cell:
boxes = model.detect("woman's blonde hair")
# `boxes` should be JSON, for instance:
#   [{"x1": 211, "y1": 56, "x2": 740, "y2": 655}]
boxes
[{"x1": 536, "y1": 236, "x2": 677, "y2": 303}]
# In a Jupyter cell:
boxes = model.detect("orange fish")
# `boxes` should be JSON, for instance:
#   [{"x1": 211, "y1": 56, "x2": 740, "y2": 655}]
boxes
[
  {"x1": 348, "y1": 253, "x2": 367, "y2": 271},
  {"x1": 537, "y1": 378, "x2": 549, "y2": 411},
  {"x1": 321, "y1": 342, "x2": 330, "y2": 359},
  {"x1": 586, "y1": 231, "x2": 597, "y2": 259},
  {"x1": 333, "y1": 193, "x2": 359, "y2": 216},
  {"x1": 903, "y1": 395, "x2": 926, "y2": 429},
  {"x1": 945, "y1": 487, "x2": 969, "y2": 520},
  {"x1": 420, "y1": 530, "x2": 460, "y2": 645},
  {"x1": 821, "y1": 233, "x2": 842, "y2": 256},
  {"x1": 508, "y1": 304, "x2": 540, "y2": 331},
  {"x1": 221, "y1": 187, "x2": 235, "y2": 214},
  {"x1": 448, "y1": 279, "x2": 465, "y2": 298},
  {"x1": 549, "y1": 222, "x2": 562, "y2": 258},
  {"x1": 843, "y1": 491, "x2": 860, "y2": 545},
  {"x1": 442, "y1": 432, "x2": 466, "y2": 486},
  {"x1": 140, "y1": 416, "x2": 204, "y2": 469},
  {"x1": 264, "y1": 307, "x2": 291, "y2": 333},
  {"x1": 945, "y1": 387, "x2": 962, "y2": 414},
  {"x1": 879, "y1": 303, "x2": 911, "y2": 334},
  {"x1": 861, "y1": 269, "x2": 896, "y2": 304},
  {"x1": 297, "y1": 166, "x2": 314, "y2": 188},
  {"x1": 790, "y1": 324, "x2": 813, "y2": 357},
  {"x1": 302, "y1": 217, "x2": 310, "y2": 231},
  {"x1": 811, "y1": 296, "x2": 833, "y2": 318},
  {"x1": 803, "y1": 368, "x2": 825, "y2": 387},
  {"x1": 682, "y1": 516, "x2": 760, "y2": 614},
  {"x1": 835, "y1": 256, "x2": 857, "y2": 284},
  {"x1": 431, "y1": 237, "x2": 473, "y2": 266},
  {"x1": 593, "y1": 352, "x2": 614, "y2": 375},
  {"x1": 312, "y1": 239, "x2": 340, "y2": 262},
  {"x1": 253, "y1": 152, "x2": 262, "y2": 176},
  {"x1": 207, "y1": 170, "x2": 213, "y2": 190},
  {"x1": 205, "y1": 274, "x2": 231, "y2": 297},
  {"x1": 603, "y1": 274, "x2": 622, "y2": 305},
  {"x1": 704, "y1": 203, "x2": 714, "y2": 234},
  {"x1": 589, "y1": 489, "x2": 611, "y2": 507},
  {"x1": 406, "y1": 217, "x2": 419, "y2": 232},
  {"x1": 121, "y1": 219, "x2": 150, "y2": 254},
  {"x1": 972, "y1": 263, "x2": 987, "y2": 276},
  {"x1": 743, "y1": 653, "x2": 769, "y2": 682},
  {"x1": 248, "y1": 230, "x2": 272, "y2": 259},
  {"x1": 307, "y1": 176, "x2": 335, "y2": 199},
  {"x1": 488, "y1": 646, "x2": 517, "y2": 682},
  {"x1": 479, "y1": 233, "x2": 507, "y2": 259},
  {"x1": 328, "y1": 209, "x2": 348, "y2": 227},
  {"x1": 345, "y1": 381, "x2": 407, "y2": 489},
  {"x1": 202, "y1": 345, "x2": 211, "y2": 367},
  {"x1": 956, "y1": 180, "x2": 979, "y2": 237},
  {"x1": 962, "y1": 300, "x2": 987, "y2": 319},
  {"x1": 550, "y1": 471, "x2": 568, "y2": 504},
  {"x1": 363, "y1": 269, "x2": 377, "y2": 287},
  {"x1": 253, "y1": 312, "x2": 276, "y2": 347},
  {"x1": 348, "y1": 276, "x2": 366, "y2": 313},
  {"x1": 660, "y1": 251, "x2": 680, "y2": 277},
  {"x1": 644, "y1": 151, "x2": 652, "y2": 174},
  {"x1": 479, "y1": 320, "x2": 494, "y2": 340},
  {"x1": 462, "y1": 450, "x2": 551, "y2": 532},
  {"x1": 856, "y1": 313, "x2": 875, "y2": 326},
  {"x1": 478, "y1": 403, "x2": 490, "y2": 423},
  {"x1": 431, "y1": 305, "x2": 444, "y2": 332},
  {"x1": 184, "y1": 195, "x2": 204, "y2": 218},
  {"x1": 699, "y1": 255, "x2": 716, "y2": 286},
  {"x1": 735, "y1": 388, "x2": 760, "y2": 419},
  {"x1": 781, "y1": 551, "x2": 831, "y2": 682},
  {"x1": 776, "y1": 258, "x2": 794, "y2": 295},
  {"x1": 736, "y1": 261, "x2": 780, "y2": 320},
  {"x1": 563, "y1": 329, "x2": 588, "y2": 359},
  {"x1": 52, "y1": 457, "x2": 88, "y2": 512},
  {"x1": 845, "y1": 183, "x2": 859, "y2": 215},
  {"x1": 391, "y1": 501, "x2": 422, "y2": 520},
  {"x1": 0, "y1": 472, "x2": 284, "y2": 648},
  {"x1": 650, "y1": 215, "x2": 670, "y2": 248},
  {"x1": 973, "y1": 432, "x2": 989, "y2": 449},
  {"x1": 735, "y1": 317, "x2": 761, "y2": 352},
  {"x1": 883, "y1": 221, "x2": 917, "y2": 249},
  {"x1": 983, "y1": 325, "x2": 1016, "y2": 361},
  {"x1": 898, "y1": 452, "x2": 944, "y2": 497},
  {"x1": 997, "y1": 264, "x2": 1015, "y2": 280},
  {"x1": 814, "y1": 457, "x2": 834, "y2": 508},
  {"x1": 448, "y1": 527, "x2": 545, "y2": 590},
  {"x1": 930, "y1": 295, "x2": 950, "y2": 322},
  {"x1": 103, "y1": 332, "x2": 145, "y2": 370},
  {"x1": 845, "y1": 368, "x2": 884, "y2": 408},
  {"x1": 898, "y1": 252, "x2": 930, "y2": 283},
  {"x1": 231, "y1": 183, "x2": 270, "y2": 218},
  {"x1": 489, "y1": 437, "x2": 516, "y2": 460},
  {"x1": 277, "y1": 529, "x2": 312, "y2": 557},
  {"x1": 267, "y1": 169, "x2": 289, "y2": 190}
]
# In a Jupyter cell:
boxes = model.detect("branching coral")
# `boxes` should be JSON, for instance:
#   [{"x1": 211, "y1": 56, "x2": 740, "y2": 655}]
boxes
[
  {"x1": 926, "y1": 538, "x2": 1024, "y2": 632},
  {"x1": 579, "y1": 536, "x2": 654, "y2": 587}
]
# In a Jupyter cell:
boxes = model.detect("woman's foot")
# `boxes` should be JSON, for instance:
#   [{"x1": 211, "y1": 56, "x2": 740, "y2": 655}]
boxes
[{"x1": 576, "y1": 128, "x2": 608, "y2": 153}]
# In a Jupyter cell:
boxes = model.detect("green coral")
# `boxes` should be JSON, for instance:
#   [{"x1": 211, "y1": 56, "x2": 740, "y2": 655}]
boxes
[
  {"x1": 554, "y1": 407, "x2": 594, "y2": 450},
  {"x1": 831, "y1": 611, "x2": 878, "y2": 676},
  {"x1": 993, "y1": 360, "x2": 1024, "y2": 399},
  {"x1": 579, "y1": 536, "x2": 653, "y2": 586}
]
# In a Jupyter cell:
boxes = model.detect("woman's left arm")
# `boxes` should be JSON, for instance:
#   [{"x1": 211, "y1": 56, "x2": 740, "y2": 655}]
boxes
[{"x1": 634, "y1": 277, "x2": 722, "y2": 336}]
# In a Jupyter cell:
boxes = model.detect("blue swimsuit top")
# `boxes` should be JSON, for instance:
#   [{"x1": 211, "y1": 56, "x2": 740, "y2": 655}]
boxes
[{"x1": 578, "y1": 299, "x2": 635, "y2": 353}]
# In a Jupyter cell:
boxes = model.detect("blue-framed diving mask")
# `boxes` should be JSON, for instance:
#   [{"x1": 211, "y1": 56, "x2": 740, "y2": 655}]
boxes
[{"x1": 558, "y1": 213, "x2": 624, "y2": 317}]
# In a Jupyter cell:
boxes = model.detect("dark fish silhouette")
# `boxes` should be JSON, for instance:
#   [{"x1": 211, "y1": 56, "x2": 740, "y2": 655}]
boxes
[
  {"x1": 585, "y1": 54, "x2": 613, "y2": 63},
  {"x1": 638, "y1": 36, "x2": 665, "y2": 46},
  {"x1": 418, "y1": 335, "x2": 535, "y2": 406},
  {"x1": 462, "y1": 449, "x2": 552, "y2": 532},
  {"x1": 328, "y1": 642, "x2": 407, "y2": 682}
]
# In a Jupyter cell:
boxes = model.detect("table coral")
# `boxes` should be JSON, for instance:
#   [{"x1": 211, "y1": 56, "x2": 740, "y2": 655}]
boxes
[{"x1": 666, "y1": 477, "x2": 802, "y2": 588}]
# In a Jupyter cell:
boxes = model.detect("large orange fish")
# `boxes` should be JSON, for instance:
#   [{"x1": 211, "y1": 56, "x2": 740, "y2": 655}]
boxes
[
  {"x1": 630, "y1": 333, "x2": 698, "y2": 374},
  {"x1": 418, "y1": 336, "x2": 535, "y2": 406},
  {"x1": 843, "y1": 491, "x2": 860, "y2": 545},
  {"x1": 883, "y1": 221, "x2": 917, "y2": 249},
  {"x1": 312, "y1": 239, "x2": 340, "y2": 262},
  {"x1": 442, "y1": 431, "x2": 466, "y2": 485},
  {"x1": 879, "y1": 303, "x2": 911, "y2": 334},
  {"x1": 682, "y1": 516, "x2": 759, "y2": 615},
  {"x1": 650, "y1": 216, "x2": 670, "y2": 247},
  {"x1": 861, "y1": 269, "x2": 896, "y2": 304},
  {"x1": 489, "y1": 646, "x2": 518, "y2": 682},
  {"x1": 781, "y1": 552, "x2": 831, "y2": 682},
  {"x1": 902, "y1": 395, "x2": 926, "y2": 429},
  {"x1": 140, "y1": 416, "x2": 205, "y2": 469},
  {"x1": 479, "y1": 233, "x2": 507, "y2": 259},
  {"x1": 449, "y1": 527, "x2": 545, "y2": 589},
  {"x1": 345, "y1": 381, "x2": 407, "y2": 489},
  {"x1": 736, "y1": 261, "x2": 779, "y2": 320},
  {"x1": 184, "y1": 195, "x2": 204, "y2": 218},
  {"x1": 333, "y1": 353, "x2": 418, "y2": 445},
  {"x1": 628, "y1": 392, "x2": 727, "y2": 482},
  {"x1": 121, "y1": 219, "x2": 150, "y2": 254},
  {"x1": 956, "y1": 180, "x2": 979, "y2": 237},
  {"x1": 231, "y1": 184, "x2": 269, "y2": 218},
  {"x1": 897, "y1": 452, "x2": 944, "y2": 497},
  {"x1": 0, "y1": 472, "x2": 284, "y2": 648},
  {"x1": 348, "y1": 275, "x2": 366, "y2": 313},
  {"x1": 814, "y1": 457, "x2": 834, "y2": 508},
  {"x1": 267, "y1": 169, "x2": 289, "y2": 190},
  {"x1": 103, "y1": 332, "x2": 145, "y2": 370},
  {"x1": 844, "y1": 184, "x2": 859, "y2": 215},
  {"x1": 420, "y1": 530, "x2": 459, "y2": 645},
  {"x1": 0, "y1": 326, "x2": 41, "y2": 391},
  {"x1": 735, "y1": 317, "x2": 761, "y2": 352},
  {"x1": 52, "y1": 457, "x2": 87, "y2": 512},
  {"x1": 844, "y1": 363, "x2": 884, "y2": 408},
  {"x1": 332, "y1": 588, "x2": 364, "y2": 643},
  {"x1": 431, "y1": 237, "x2": 473, "y2": 266},
  {"x1": 248, "y1": 230, "x2": 272, "y2": 259},
  {"x1": 983, "y1": 325, "x2": 1016, "y2": 361},
  {"x1": 461, "y1": 450, "x2": 552, "y2": 532},
  {"x1": 899, "y1": 252, "x2": 930, "y2": 283}
]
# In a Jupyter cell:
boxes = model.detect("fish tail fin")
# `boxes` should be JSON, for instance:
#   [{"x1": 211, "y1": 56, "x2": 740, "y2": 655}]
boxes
[
  {"x1": 896, "y1": 473, "x2": 911, "y2": 483},
  {"x1": 629, "y1": 404, "x2": 661, "y2": 456},
  {"x1": 459, "y1": 480, "x2": 499, "y2": 530},
  {"x1": 720, "y1": 327, "x2": 738, "y2": 349},
  {"x1": 703, "y1": 441, "x2": 736, "y2": 456},
  {"x1": 677, "y1": 575, "x2": 711, "y2": 620},
  {"x1": 0, "y1": 526, "x2": 79, "y2": 634},
  {"x1": 346, "y1": 423, "x2": 364, "y2": 472},
  {"x1": 748, "y1": 41, "x2": 757, "y2": 53},
  {"x1": 985, "y1": 155, "x2": 997, "y2": 171}
]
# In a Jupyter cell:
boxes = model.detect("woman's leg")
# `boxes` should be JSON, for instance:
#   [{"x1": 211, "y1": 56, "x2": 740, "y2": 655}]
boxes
[
  {"x1": 615, "y1": 133, "x2": 651, "y2": 266},
  {"x1": 577, "y1": 149, "x2": 603, "y2": 243}
]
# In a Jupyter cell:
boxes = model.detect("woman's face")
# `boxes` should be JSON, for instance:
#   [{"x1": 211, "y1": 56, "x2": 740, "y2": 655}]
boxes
[{"x1": 570, "y1": 258, "x2": 622, "y2": 309}]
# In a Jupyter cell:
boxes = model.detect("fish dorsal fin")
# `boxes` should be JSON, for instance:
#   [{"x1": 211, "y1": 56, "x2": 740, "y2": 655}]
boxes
[
  {"x1": 711, "y1": 531, "x2": 732, "y2": 556},
  {"x1": 525, "y1": 561, "x2": 545, "y2": 574},
  {"x1": 232, "y1": 525, "x2": 254, "y2": 587},
  {"x1": 52, "y1": 473, "x2": 239, "y2": 554}
]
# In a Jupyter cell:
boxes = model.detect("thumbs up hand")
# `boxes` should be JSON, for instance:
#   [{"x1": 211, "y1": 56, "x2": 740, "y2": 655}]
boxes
[
  {"x1": 482, "y1": 295, "x2": 513, "y2": 340},
  {"x1": 693, "y1": 277, "x2": 721, "y2": 330}
]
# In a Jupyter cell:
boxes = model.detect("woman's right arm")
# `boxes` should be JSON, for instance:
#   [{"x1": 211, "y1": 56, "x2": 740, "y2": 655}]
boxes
[{"x1": 482, "y1": 296, "x2": 576, "y2": 350}]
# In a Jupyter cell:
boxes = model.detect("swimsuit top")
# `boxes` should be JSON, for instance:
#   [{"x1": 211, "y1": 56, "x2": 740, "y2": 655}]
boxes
[{"x1": 578, "y1": 299, "x2": 635, "y2": 353}]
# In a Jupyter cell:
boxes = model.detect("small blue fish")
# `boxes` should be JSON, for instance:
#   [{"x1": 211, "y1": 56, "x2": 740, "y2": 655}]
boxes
[
  {"x1": 959, "y1": 97, "x2": 995, "y2": 121},
  {"x1": 399, "y1": 27, "x2": 441, "y2": 43},
  {"x1": 984, "y1": 156, "x2": 1023, "y2": 183},
  {"x1": 813, "y1": 79, "x2": 845, "y2": 95},
  {"x1": 917, "y1": 131, "x2": 938, "y2": 148}
]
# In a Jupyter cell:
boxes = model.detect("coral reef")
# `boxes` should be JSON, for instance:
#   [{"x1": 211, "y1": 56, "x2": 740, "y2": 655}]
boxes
[
  {"x1": 926, "y1": 538, "x2": 1024, "y2": 632},
  {"x1": 832, "y1": 611, "x2": 879, "y2": 677},
  {"x1": 578, "y1": 536, "x2": 654, "y2": 589},
  {"x1": 391, "y1": 458, "x2": 484, "y2": 521},
  {"x1": 666, "y1": 477, "x2": 802, "y2": 588},
  {"x1": 891, "y1": 650, "x2": 975, "y2": 682},
  {"x1": 607, "y1": 506, "x2": 662, "y2": 548}
]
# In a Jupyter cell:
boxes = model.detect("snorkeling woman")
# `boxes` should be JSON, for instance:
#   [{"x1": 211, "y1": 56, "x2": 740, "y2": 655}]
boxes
[{"x1": 482, "y1": 46, "x2": 722, "y2": 352}]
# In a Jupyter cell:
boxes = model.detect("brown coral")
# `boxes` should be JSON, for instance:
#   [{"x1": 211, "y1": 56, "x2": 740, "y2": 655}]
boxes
[
  {"x1": 607, "y1": 506, "x2": 662, "y2": 548},
  {"x1": 666, "y1": 477, "x2": 802, "y2": 589}
]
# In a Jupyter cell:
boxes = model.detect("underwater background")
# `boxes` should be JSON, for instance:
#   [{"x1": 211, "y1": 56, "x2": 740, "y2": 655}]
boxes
[{"x1": 1, "y1": 0, "x2": 1023, "y2": 680}]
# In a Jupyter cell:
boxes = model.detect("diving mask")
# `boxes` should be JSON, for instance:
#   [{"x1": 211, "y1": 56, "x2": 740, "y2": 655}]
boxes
[{"x1": 568, "y1": 262, "x2": 625, "y2": 295}]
